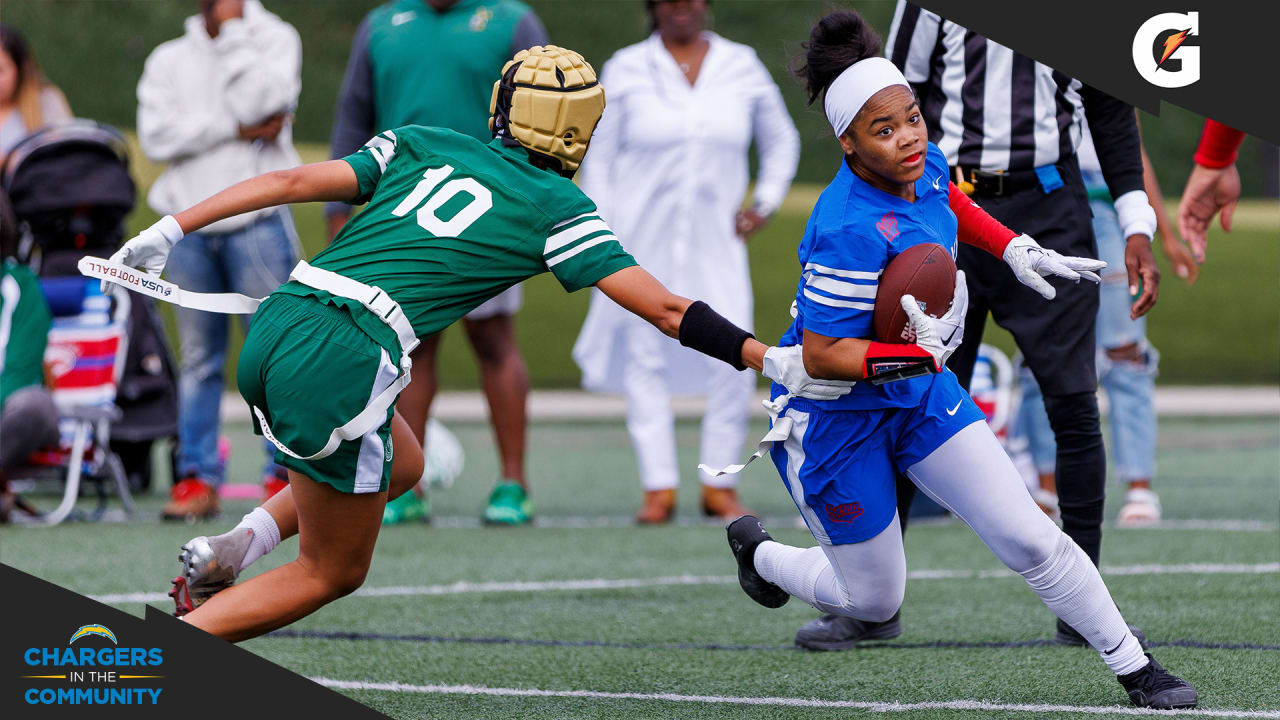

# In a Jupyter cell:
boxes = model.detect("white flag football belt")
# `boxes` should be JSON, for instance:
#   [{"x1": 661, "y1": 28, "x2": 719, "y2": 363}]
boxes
[{"x1": 80, "y1": 257, "x2": 420, "y2": 461}]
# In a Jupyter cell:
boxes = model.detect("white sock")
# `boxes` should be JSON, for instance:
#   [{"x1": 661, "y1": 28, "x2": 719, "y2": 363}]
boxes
[
  {"x1": 753, "y1": 541, "x2": 836, "y2": 610},
  {"x1": 232, "y1": 507, "x2": 281, "y2": 569},
  {"x1": 1020, "y1": 533, "x2": 1149, "y2": 676}
]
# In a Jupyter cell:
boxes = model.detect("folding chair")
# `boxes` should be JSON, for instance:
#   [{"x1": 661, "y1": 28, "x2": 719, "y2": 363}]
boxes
[{"x1": 10, "y1": 277, "x2": 135, "y2": 525}]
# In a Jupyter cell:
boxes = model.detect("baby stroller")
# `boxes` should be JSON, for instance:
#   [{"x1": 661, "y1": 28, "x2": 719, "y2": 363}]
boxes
[{"x1": 2, "y1": 120, "x2": 179, "y2": 494}]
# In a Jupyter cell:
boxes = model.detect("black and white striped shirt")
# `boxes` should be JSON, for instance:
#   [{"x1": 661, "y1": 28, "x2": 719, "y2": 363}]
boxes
[{"x1": 886, "y1": 1, "x2": 1144, "y2": 196}]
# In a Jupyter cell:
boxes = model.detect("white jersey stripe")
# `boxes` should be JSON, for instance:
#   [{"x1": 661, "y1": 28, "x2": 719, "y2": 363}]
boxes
[
  {"x1": 802, "y1": 262, "x2": 880, "y2": 281},
  {"x1": 803, "y1": 288, "x2": 875, "y2": 311},
  {"x1": 551, "y1": 212, "x2": 595, "y2": 231},
  {"x1": 546, "y1": 235, "x2": 617, "y2": 268},
  {"x1": 545, "y1": 219, "x2": 610, "y2": 256},
  {"x1": 805, "y1": 273, "x2": 877, "y2": 300}
]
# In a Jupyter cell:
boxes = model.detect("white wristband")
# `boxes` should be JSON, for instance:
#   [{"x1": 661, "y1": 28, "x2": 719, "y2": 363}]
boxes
[
  {"x1": 153, "y1": 215, "x2": 185, "y2": 246},
  {"x1": 1113, "y1": 190, "x2": 1156, "y2": 242}
]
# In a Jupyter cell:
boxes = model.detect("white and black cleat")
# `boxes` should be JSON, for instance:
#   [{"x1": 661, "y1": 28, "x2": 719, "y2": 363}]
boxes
[
  {"x1": 169, "y1": 529, "x2": 254, "y2": 617},
  {"x1": 726, "y1": 515, "x2": 789, "y2": 609}
]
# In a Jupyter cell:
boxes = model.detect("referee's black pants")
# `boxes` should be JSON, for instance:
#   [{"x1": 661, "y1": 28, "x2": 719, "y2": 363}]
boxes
[{"x1": 896, "y1": 158, "x2": 1107, "y2": 567}]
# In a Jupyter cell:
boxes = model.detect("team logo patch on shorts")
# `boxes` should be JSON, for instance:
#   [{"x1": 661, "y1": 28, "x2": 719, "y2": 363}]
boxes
[{"x1": 825, "y1": 502, "x2": 864, "y2": 524}]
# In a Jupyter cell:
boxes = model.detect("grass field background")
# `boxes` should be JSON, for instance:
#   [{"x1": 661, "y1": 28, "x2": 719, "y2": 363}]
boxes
[
  {"x1": 1, "y1": 414, "x2": 1277, "y2": 719},
  {"x1": 118, "y1": 137, "x2": 1280, "y2": 389}
]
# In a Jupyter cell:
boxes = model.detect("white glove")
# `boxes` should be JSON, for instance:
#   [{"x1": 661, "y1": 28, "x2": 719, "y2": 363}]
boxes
[
  {"x1": 900, "y1": 270, "x2": 968, "y2": 369},
  {"x1": 761, "y1": 344, "x2": 854, "y2": 401},
  {"x1": 102, "y1": 215, "x2": 184, "y2": 294},
  {"x1": 1002, "y1": 233, "x2": 1106, "y2": 300}
]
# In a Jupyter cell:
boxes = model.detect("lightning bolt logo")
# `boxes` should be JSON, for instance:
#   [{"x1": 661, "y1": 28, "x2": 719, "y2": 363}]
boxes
[
  {"x1": 69, "y1": 624, "x2": 117, "y2": 645},
  {"x1": 1158, "y1": 28, "x2": 1192, "y2": 69}
]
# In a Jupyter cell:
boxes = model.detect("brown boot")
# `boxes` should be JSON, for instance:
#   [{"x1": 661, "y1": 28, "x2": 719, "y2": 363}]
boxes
[
  {"x1": 162, "y1": 477, "x2": 220, "y2": 521},
  {"x1": 634, "y1": 489, "x2": 676, "y2": 525},
  {"x1": 701, "y1": 486, "x2": 752, "y2": 520}
]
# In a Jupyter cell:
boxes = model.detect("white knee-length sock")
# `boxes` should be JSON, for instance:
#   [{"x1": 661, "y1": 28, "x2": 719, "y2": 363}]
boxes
[
  {"x1": 232, "y1": 507, "x2": 281, "y2": 569},
  {"x1": 1021, "y1": 533, "x2": 1148, "y2": 676}
]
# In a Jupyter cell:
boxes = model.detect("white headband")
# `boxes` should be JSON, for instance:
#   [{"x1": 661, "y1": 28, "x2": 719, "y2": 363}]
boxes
[{"x1": 823, "y1": 57, "x2": 910, "y2": 137}]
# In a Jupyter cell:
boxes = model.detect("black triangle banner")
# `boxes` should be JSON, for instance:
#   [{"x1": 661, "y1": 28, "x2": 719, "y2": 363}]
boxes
[
  {"x1": 909, "y1": 0, "x2": 1279, "y2": 145},
  {"x1": 0, "y1": 564, "x2": 389, "y2": 719}
]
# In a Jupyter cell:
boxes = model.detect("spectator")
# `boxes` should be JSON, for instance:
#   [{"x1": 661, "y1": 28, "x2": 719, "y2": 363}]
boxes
[
  {"x1": 573, "y1": 0, "x2": 800, "y2": 523},
  {"x1": 790, "y1": 0, "x2": 1160, "y2": 651},
  {"x1": 136, "y1": 0, "x2": 302, "y2": 520},
  {"x1": 0, "y1": 24, "x2": 72, "y2": 157},
  {"x1": 328, "y1": 0, "x2": 549, "y2": 526},
  {"x1": 0, "y1": 192, "x2": 57, "y2": 522},
  {"x1": 1013, "y1": 121, "x2": 1198, "y2": 529}
]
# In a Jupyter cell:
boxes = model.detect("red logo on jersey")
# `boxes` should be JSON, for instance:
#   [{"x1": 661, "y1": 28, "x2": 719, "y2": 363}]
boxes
[
  {"x1": 825, "y1": 502, "x2": 864, "y2": 524},
  {"x1": 876, "y1": 212, "x2": 900, "y2": 242}
]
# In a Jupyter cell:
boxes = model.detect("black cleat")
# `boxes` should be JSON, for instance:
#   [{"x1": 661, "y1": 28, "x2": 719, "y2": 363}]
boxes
[
  {"x1": 1118, "y1": 653, "x2": 1198, "y2": 709},
  {"x1": 794, "y1": 611, "x2": 902, "y2": 651},
  {"x1": 725, "y1": 515, "x2": 788, "y2": 609},
  {"x1": 1056, "y1": 618, "x2": 1148, "y2": 650}
]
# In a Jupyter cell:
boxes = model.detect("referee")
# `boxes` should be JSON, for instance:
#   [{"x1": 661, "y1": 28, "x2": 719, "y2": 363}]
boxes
[{"x1": 793, "y1": 1, "x2": 1160, "y2": 651}]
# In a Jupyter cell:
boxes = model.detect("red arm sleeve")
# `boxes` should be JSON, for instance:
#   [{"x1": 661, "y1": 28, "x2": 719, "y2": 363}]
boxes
[
  {"x1": 1193, "y1": 119, "x2": 1246, "y2": 169},
  {"x1": 948, "y1": 182, "x2": 1017, "y2": 257}
]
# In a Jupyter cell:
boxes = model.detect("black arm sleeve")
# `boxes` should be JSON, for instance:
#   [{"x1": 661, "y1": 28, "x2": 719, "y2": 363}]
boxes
[
  {"x1": 327, "y1": 17, "x2": 376, "y2": 218},
  {"x1": 678, "y1": 301, "x2": 753, "y2": 371},
  {"x1": 1079, "y1": 84, "x2": 1144, "y2": 198}
]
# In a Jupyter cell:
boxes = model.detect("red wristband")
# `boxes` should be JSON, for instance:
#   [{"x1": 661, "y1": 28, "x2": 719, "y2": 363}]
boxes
[
  {"x1": 949, "y1": 183, "x2": 1016, "y2": 257},
  {"x1": 1193, "y1": 119, "x2": 1245, "y2": 169},
  {"x1": 863, "y1": 341, "x2": 938, "y2": 382}
]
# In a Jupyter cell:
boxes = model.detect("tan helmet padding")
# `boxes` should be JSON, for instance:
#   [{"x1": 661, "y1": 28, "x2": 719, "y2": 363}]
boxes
[{"x1": 488, "y1": 45, "x2": 605, "y2": 173}]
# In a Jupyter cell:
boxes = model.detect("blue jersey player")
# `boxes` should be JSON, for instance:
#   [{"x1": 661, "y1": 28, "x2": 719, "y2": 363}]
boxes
[{"x1": 724, "y1": 10, "x2": 1196, "y2": 711}]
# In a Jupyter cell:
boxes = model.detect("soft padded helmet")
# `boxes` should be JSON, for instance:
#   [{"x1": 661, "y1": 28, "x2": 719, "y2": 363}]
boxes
[{"x1": 489, "y1": 45, "x2": 605, "y2": 176}]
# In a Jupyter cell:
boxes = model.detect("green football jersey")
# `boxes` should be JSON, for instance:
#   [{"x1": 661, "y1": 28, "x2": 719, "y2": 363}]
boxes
[
  {"x1": 0, "y1": 261, "x2": 52, "y2": 407},
  {"x1": 276, "y1": 125, "x2": 636, "y2": 346}
]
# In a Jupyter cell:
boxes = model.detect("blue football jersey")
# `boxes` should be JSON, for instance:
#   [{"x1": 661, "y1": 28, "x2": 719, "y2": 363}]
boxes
[{"x1": 776, "y1": 142, "x2": 960, "y2": 410}]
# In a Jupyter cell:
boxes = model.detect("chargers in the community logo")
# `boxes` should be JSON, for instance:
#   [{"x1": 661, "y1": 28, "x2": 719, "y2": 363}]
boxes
[
  {"x1": 21, "y1": 623, "x2": 165, "y2": 706},
  {"x1": 1132, "y1": 11, "x2": 1201, "y2": 87}
]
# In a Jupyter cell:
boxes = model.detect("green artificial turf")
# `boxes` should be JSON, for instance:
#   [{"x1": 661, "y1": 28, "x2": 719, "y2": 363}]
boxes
[{"x1": 2, "y1": 416, "x2": 1276, "y2": 719}]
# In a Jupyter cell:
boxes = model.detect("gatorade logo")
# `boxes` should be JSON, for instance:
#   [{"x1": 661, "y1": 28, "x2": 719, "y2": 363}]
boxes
[{"x1": 1132, "y1": 12, "x2": 1201, "y2": 88}]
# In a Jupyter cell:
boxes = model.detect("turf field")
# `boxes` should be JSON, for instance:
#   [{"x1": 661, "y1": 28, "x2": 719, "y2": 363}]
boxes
[{"x1": 2, "y1": 414, "x2": 1277, "y2": 719}]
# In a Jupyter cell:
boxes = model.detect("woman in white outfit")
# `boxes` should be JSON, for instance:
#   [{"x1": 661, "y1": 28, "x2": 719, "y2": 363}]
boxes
[{"x1": 573, "y1": 0, "x2": 800, "y2": 523}]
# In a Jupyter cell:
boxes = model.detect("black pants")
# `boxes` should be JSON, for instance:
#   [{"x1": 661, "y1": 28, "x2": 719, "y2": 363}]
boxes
[{"x1": 897, "y1": 157, "x2": 1107, "y2": 566}]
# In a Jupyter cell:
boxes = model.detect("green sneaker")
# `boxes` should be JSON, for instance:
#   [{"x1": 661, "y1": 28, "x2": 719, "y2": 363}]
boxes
[
  {"x1": 383, "y1": 491, "x2": 429, "y2": 525},
  {"x1": 482, "y1": 482, "x2": 533, "y2": 526}
]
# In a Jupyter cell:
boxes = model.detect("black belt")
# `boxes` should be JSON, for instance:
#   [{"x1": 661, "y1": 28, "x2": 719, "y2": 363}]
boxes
[{"x1": 951, "y1": 164, "x2": 1066, "y2": 198}]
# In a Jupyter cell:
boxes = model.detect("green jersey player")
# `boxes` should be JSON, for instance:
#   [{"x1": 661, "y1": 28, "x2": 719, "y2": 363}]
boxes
[{"x1": 100, "y1": 46, "x2": 848, "y2": 641}]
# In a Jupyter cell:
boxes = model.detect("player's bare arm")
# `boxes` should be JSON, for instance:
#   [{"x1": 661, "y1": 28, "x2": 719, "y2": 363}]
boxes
[
  {"x1": 174, "y1": 161, "x2": 360, "y2": 235},
  {"x1": 594, "y1": 266, "x2": 767, "y2": 372}
]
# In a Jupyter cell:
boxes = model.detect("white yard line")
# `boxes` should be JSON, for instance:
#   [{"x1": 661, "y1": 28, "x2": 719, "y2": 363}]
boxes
[
  {"x1": 88, "y1": 562, "x2": 1278, "y2": 605},
  {"x1": 312, "y1": 678, "x2": 1280, "y2": 718}
]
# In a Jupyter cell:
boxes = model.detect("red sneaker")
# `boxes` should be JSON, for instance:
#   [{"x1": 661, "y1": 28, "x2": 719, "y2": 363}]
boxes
[
  {"x1": 262, "y1": 470, "x2": 289, "y2": 500},
  {"x1": 161, "y1": 477, "x2": 220, "y2": 521}
]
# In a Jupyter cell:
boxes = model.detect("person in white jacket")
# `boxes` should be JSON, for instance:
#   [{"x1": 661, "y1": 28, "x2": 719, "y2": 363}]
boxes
[
  {"x1": 573, "y1": 0, "x2": 800, "y2": 523},
  {"x1": 136, "y1": 0, "x2": 302, "y2": 520}
]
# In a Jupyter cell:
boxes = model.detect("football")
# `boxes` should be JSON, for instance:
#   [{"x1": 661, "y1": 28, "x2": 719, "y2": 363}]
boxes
[{"x1": 873, "y1": 243, "x2": 957, "y2": 343}]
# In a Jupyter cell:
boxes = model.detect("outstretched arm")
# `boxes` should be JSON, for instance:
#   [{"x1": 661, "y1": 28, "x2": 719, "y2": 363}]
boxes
[
  {"x1": 594, "y1": 266, "x2": 766, "y2": 372},
  {"x1": 104, "y1": 161, "x2": 360, "y2": 287},
  {"x1": 175, "y1": 161, "x2": 360, "y2": 235}
]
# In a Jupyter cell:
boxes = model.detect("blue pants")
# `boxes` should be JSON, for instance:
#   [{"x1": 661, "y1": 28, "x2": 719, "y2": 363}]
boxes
[
  {"x1": 1012, "y1": 193, "x2": 1158, "y2": 482},
  {"x1": 167, "y1": 210, "x2": 299, "y2": 485},
  {"x1": 770, "y1": 372, "x2": 986, "y2": 545}
]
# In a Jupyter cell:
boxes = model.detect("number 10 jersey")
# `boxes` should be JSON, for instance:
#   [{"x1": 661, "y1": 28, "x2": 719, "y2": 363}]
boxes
[{"x1": 275, "y1": 125, "x2": 636, "y2": 341}]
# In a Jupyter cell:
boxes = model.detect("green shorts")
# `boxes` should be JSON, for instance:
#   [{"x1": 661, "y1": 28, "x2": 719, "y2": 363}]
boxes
[{"x1": 237, "y1": 294, "x2": 400, "y2": 494}]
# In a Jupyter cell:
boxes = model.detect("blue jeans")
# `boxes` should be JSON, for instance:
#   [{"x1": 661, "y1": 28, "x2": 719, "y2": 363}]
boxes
[
  {"x1": 167, "y1": 210, "x2": 299, "y2": 485},
  {"x1": 1011, "y1": 189, "x2": 1158, "y2": 482}
]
